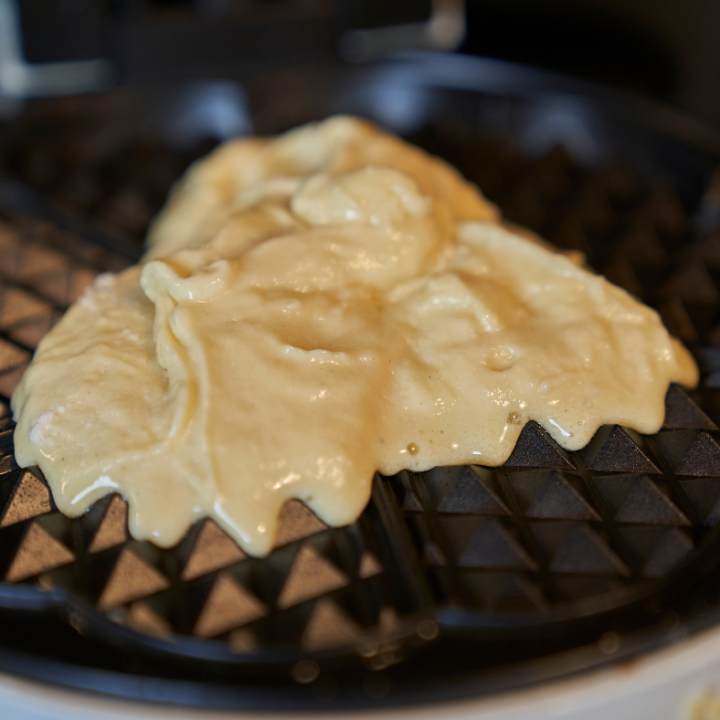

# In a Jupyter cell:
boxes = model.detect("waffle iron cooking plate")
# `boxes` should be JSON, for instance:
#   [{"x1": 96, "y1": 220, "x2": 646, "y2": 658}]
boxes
[{"x1": 0, "y1": 54, "x2": 720, "y2": 711}]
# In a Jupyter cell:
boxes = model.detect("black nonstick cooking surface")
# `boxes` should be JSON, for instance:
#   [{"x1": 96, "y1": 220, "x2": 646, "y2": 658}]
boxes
[{"x1": 0, "y1": 54, "x2": 720, "y2": 711}]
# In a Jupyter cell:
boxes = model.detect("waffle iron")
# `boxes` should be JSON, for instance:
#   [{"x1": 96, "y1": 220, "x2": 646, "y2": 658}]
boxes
[{"x1": 1, "y1": 53, "x2": 720, "y2": 713}]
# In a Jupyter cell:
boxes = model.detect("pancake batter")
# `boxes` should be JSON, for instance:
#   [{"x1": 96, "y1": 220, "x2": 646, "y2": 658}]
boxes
[{"x1": 11, "y1": 117, "x2": 698, "y2": 555}]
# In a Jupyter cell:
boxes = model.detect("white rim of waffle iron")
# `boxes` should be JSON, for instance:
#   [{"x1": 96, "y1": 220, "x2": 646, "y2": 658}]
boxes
[{"x1": 2, "y1": 623, "x2": 720, "y2": 720}]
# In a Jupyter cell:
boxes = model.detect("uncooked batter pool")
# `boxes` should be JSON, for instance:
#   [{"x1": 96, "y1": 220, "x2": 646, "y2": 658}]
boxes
[{"x1": 11, "y1": 117, "x2": 698, "y2": 556}]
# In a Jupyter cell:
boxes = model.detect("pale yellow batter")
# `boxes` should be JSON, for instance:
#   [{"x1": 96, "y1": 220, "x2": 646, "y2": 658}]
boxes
[{"x1": 11, "y1": 117, "x2": 698, "y2": 556}]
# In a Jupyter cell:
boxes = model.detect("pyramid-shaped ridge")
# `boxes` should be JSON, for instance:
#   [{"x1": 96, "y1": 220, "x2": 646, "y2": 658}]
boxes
[
  {"x1": 98, "y1": 547, "x2": 169, "y2": 610},
  {"x1": 10, "y1": 311, "x2": 58, "y2": 351},
  {"x1": 194, "y1": 573, "x2": 267, "y2": 638},
  {"x1": 0, "y1": 339, "x2": 30, "y2": 374},
  {"x1": 88, "y1": 495, "x2": 128, "y2": 553},
  {"x1": 27, "y1": 266, "x2": 74, "y2": 306},
  {"x1": 274, "y1": 500, "x2": 328, "y2": 548},
  {"x1": 437, "y1": 467, "x2": 509, "y2": 515},
  {"x1": 276, "y1": 543, "x2": 348, "y2": 609},
  {"x1": 680, "y1": 477, "x2": 720, "y2": 525},
  {"x1": 642, "y1": 528, "x2": 694, "y2": 578},
  {"x1": 504, "y1": 422, "x2": 575, "y2": 469},
  {"x1": 0, "y1": 361, "x2": 30, "y2": 398},
  {"x1": 526, "y1": 471, "x2": 599, "y2": 521},
  {"x1": 614, "y1": 476, "x2": 689, "y2": 526},
  {"x1": 229, "y1": 628, "x2": 257, "y2": 654},
  {"x1": 663, "y1": 385, "x2": 718, "y2": 431},
  {"x1": 376, "y1": 605, "x2": 403, "y2": 638},
  {"x1": 586, "y1": 426, "x2": 659, "y2": 474},
  {"x1": 388, "y1": 472, "x2": 423, "y2": 511},
  {"x1": 301, "y1": 598, "x2": 362, "y2": 652},
  {"x1": 127, "y1": 601, "x2": 172, "y2": 639},
  {"x1": 674, "y1": 431, "x2": 720, "y2": 477},
  {"x1": 0, "y1": 470, "x2": 52, "y2": 527},
  {"x1": 400, "y1": 486, "x2": 423, "y2": 512},
  {"x1": 550, "y1": 524, "x2": 629, "y2": 576},
  {"x1": 458, "y1": 518, "x2": 538, "y2": 570},
  {"x1": 17, "y1": 243, "x2": 68, "y2": 281},
  {"x1": 5, "y1": 521, "x2": 75, "y2": 582},
  {"x1": 358, "y1": 552, "x2": 382, "y2": 578},
  {"x1": 491, "y1": 573, "x2": 547, "y2": 613},
  {"x1": 182, "y1": 518, "x2": 246, "y2": 581},
  {"x1": 0, "y1": 287, "x2": 51, "y2": 328}
]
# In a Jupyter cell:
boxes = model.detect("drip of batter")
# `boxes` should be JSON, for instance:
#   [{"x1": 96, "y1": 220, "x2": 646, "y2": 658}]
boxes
[{"x1": 11, "y1": 117, "x2": 698, "y2": 555}]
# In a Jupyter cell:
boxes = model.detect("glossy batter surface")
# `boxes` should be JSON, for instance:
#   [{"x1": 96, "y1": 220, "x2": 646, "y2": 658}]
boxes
[{"x1": 11, "y1": 117, "x2": 698, "y2": 555}]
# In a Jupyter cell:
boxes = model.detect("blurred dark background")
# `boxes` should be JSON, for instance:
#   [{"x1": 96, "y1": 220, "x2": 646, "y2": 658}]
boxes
[{"x1": 7, "y1": 0, "x2": 720, "y2": 127}]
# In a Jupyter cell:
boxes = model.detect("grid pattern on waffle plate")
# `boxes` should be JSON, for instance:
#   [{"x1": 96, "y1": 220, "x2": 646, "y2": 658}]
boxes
[{"x1": 0, "y1": 133, "x2": 719, "y2": 665}]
